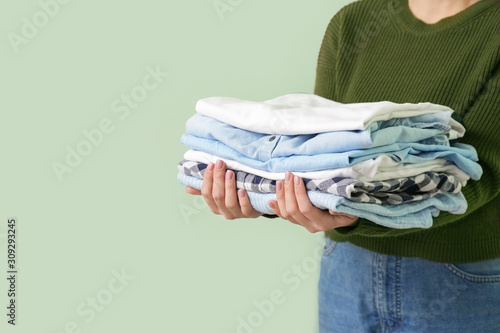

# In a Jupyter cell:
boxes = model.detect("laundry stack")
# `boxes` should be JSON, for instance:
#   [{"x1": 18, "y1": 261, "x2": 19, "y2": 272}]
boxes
[{"x1": 177, "y1": 93, "x2": 483, "y2": 229}]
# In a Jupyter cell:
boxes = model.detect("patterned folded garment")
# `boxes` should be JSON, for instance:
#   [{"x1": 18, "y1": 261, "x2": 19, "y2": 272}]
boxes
[
  {"x1": 177, "y1": 160, "x2": 462, "y2": 205},
  {"x1": 177, "y1": 172, "x2": 467, "y2": 229}
]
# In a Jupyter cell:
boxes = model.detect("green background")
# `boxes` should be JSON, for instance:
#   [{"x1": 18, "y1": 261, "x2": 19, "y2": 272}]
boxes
[{"x1": 1, "y1": 0, "x2": 354, "y2": 332}]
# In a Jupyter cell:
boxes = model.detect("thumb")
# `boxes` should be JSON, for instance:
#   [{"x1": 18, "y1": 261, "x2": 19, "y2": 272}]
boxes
[{"x1": 185, "y1": 186, "x2": 202, "y2": 195}]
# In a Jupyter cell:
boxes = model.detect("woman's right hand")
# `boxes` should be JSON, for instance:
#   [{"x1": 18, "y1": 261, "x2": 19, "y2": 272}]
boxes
[{"x1": 185, "y1": 160, "x2": 262, "y2": 220}]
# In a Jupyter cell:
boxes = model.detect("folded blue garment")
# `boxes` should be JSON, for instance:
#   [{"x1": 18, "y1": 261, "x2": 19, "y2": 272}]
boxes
[
  {"x1": 186, "y1": 114, "x2": 452, "y2": 160},
  {"x1": 178, "y1": 173, "x2": 468, "y2": 229},
  {"x1": 181, "y1": 134, "x2": 482, "y2": 180}
]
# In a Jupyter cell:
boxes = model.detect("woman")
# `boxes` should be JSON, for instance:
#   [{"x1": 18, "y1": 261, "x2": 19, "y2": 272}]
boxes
[{"x1": 186, "y1": 0, "x2": 500, "y2": 331}]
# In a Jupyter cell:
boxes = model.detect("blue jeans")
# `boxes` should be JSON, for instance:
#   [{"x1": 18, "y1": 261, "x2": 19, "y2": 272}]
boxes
[{"x1": 318, "y1": 239, "x2": 500, "y2": 333}]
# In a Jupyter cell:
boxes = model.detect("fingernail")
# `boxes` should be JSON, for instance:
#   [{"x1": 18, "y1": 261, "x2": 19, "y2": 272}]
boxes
[
  {"x1": 238, "y1": 189, "x2": 246, "y2": 198},
  {"x1": 269, "y1": 201, "x2": 275, "y2": 209},
  {"x1": 207, "y1": 163, "x2": 214, "y2": 172},
  {"x1": 277, "y1": 181, "x2": 282, "y2": 192},
  {"x1": 216, "y1": 160, "x2": 223, "y2": 169},
  {"x1": 285, "y1": 172, "x2": 291, "y2": 182},
  {"x1": 294, "y1": 175, "x2": 300, "y2": 186},
  {"x1": 226, "y1": 170, "x2": 233, "y2": 181}
]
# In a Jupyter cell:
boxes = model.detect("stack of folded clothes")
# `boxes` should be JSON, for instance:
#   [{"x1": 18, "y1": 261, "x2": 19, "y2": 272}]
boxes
[{"x1": 177, "y1": 93, "x2": 483, "y2": 229}]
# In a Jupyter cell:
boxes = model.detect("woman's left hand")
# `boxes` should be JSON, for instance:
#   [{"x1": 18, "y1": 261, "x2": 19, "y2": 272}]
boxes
[{"x1": 268, "y1": 172, "x2": 359, "y2": 233}]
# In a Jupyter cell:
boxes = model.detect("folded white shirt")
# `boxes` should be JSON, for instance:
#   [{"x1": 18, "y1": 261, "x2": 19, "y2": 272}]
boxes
[
  {"x1": 195, "y1": 93, "x2": 465, "y2": 139},
  {"x1": 183, "y1": 150, "x2": 470, "y2": 185}
]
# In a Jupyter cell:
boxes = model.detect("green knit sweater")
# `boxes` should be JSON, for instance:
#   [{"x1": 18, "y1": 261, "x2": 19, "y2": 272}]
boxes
[{"x1": 314, "y1": 0, "x2": 500, "y2": 263}]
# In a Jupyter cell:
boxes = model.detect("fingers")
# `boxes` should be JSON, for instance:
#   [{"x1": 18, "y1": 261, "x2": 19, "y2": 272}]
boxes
[
  {"x1": 224, "y1": 171, "x2": 261, "y2": 218},
  {"x1": 284, "y1": 173, "x2": 304, "y2": 222},
  {"x1": 239, "y1": 189, "x2": 262, "y2": 218},
  {"x1": 328, "y1": 209, "x2": 359, "y2": 226},
  {"x1": 328, "y1": 209, "x2": 357, "y2": 219},
  {"x1": 275, "y1": 174, "x2": 300, "y2": 225},
  {"x1": 285, "y1": 174, "x2": 321, "y2": 231},
  {"x1": 268, "y1": 200, "x2": 279, "y2": 215},
  {"x1": 185, "y1": 186, "x2": 201, "y2": 195},
  {"x1": 201, "y1": 163, "x2": 220, "y2": 214},
  {"x1": 293, "y1": 175, "x2": 320, "y2": 220},
  {"x1": 275, "y1": 178, "x2": 288, "y2": 218},
  {"x1": 281, "y1": 172, "x2": 315, "y2": 227},
  {"x1": 196, "y1": 163, "x2": 357, "y2": 228},
  {"x1": 212, "y1": 160, "x2": 236, "y2": 219},
  {"x1": 200, "y1": 160, "x2": 260, "y2": 219},
  {"x1": 224, "y1": 170, "x2": 242, "y2": 218},
  {"x1": 271, "y1": 172, "x2": 359, "y2": 232},
  {"x1": 269, "y1": 198, "x2": 298, "y2": 224}
]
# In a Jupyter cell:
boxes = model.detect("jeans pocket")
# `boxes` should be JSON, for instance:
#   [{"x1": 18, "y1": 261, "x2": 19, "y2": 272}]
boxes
[
  {"x1": 322, "y1": 237, "x2": 338, "y2": 257},
  {"x1": 444, "y1": 257, "x2": 500, "y2": 283}
]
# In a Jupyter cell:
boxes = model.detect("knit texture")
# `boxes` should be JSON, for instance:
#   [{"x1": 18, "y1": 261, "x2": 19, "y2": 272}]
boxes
[{"x1": 315, "y1": 0, "x2": 500, "y2": 263}]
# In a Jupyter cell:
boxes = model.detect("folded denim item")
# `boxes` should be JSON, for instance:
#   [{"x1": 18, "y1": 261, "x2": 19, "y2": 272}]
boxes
[
  {"x1": 186, "y1": 113, "x2": 455, "y2": 159},
  {"x1": 195, "y1": 93, "x2": 465, "y2": 138},
  {"x1": 181, "y1": 134, "x2": 482, "y2": 179},
  {"x1": 177, "y1": 159, "x2": 462, "y2": 205},
  {"x1": 184, "y1": 150, "x2": 470, "y2": 184},
  {"x1": 177, "y1": 173, "x2": 468, "y2": 229}
]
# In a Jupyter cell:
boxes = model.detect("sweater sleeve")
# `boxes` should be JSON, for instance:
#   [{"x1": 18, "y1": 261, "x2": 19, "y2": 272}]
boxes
[
  {"x1": 450, "y1": 61, "x2": 500, "y2": 218},
  {"x1": 326, "y1": 59, "x2": 500, "y2": 238}
]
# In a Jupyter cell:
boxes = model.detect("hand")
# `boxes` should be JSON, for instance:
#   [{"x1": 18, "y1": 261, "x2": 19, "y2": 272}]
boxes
[
  {"x1": 268, "y1": 172, "x2": 359, "y2": 233},
  {"x1": 185, "y1": 160, "x2": 262, "y2": 220}
]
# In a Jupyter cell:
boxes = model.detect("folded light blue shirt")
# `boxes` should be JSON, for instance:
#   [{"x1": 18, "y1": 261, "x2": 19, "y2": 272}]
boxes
[
  {"x1": 177, "y1": 173, "x2": 467, "y2": 229},
  {"x1": 180, "y1": 134, "x2": 482, "y2": 180},
  {"x1": 186, "y1": 113, "x2": 452, "y2": 160}
]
